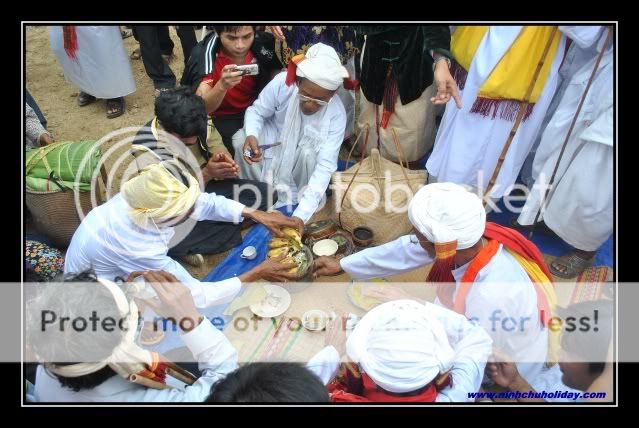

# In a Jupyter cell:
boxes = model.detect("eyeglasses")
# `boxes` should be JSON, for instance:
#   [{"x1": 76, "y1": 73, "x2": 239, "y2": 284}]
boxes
[{"x1": 297, "y1": 92, "x2": 330, "y2": 107}]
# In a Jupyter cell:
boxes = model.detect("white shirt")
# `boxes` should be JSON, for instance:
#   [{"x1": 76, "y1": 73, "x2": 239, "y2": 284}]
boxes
[
  {"x1": 33, "y1": 318, "x2": 238, "y2": 402},
  {"x1": 64, "y1": 193, "x2": 246, "y2": 308},
  {"x1": 339, "y1": 235, "x2": 550, "y2": 386},
  {"x1": 243, "y1": 72, "x2": 346, "y2": 223},
  {"x1": 307, "y1": 301, "x2": 493, "y2": 402}
]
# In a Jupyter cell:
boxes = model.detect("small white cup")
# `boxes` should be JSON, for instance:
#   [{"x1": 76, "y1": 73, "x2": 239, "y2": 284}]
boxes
[
  {"x1": 240, "y1": 246, "x2": 257, "y2": 260},
  {"x1": 302, "y1": 309, "x2": 329, "y2": 331}
]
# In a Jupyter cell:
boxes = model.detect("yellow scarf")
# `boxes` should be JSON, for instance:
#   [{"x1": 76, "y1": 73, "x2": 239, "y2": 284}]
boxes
[
  {"x1": 507, "y1": 249, "x2": 560, "y2": 367},
  {"x1": 451, "y1": 26, "x2": 561, "y2": 120},
  {"x1": 122, "y1": 162, "x2": 200, "y2": 227}
]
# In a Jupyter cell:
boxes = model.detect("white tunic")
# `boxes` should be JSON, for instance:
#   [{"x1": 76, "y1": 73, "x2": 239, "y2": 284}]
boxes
[
  {"x1": 339, "y1": 235, "x2": 551, "y2": 386},
  {"x1": 518, "y1": 28, "x2": 613, "y2": 251},
  {"x1": 240, "y1": 72, "x2": 346, "y2": 223},
  {"x1": 307, "y1": 300, "x2": 493, "y2": 402},
  {"x1": 426, "y1": 26, "x2": 568, "y2": 198},
  {"x1": 33, "y1": 318, "x2": 238, "y2": 402},
  {"x1": 64, "y1": 193, "x2": 246, "y2": 308},
  {"x1": 49, "y1": 26, "x2": 136, "y2": 99}
]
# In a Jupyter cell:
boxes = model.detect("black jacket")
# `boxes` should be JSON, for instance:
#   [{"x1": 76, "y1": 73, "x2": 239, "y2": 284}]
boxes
[
  {"x1": 357, "y1": 26, "x2": 452, "y2": 106},
  {"x1": 180, "y1": 30, "x2": 283, "y2": 95}
]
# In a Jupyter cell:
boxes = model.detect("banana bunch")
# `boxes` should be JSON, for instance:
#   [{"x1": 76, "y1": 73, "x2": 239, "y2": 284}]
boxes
[{"x1": 267, "y1": 227, "x2": 306, "y2": 275}]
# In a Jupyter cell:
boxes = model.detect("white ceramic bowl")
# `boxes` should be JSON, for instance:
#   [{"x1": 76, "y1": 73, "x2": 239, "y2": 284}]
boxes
[{"x1": 312, "y1": 239, "x2": 339, "y2": 257}]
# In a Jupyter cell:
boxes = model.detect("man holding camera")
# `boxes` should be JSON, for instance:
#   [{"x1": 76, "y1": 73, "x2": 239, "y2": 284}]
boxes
[{"x1": 194, "y1": 26, "x2": 282, "y2": 156}]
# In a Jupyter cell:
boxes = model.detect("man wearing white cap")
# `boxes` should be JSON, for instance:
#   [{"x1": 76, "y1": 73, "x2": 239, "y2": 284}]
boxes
[
  {"x1": 235, "y1": 43, "x2": 352, "y2": 233},
  {"x1": 29, "y1": 269, "x2": 239, "y2": 402},
  {"x1": 65, "y1": 161, "x2": 300, "y2": 309},
  {"x1": 314, "y1": 182, "x2": 562, "y2": 390},
  {"x1": 307, "y1": 300, "x2": 492, "y2": 402}
]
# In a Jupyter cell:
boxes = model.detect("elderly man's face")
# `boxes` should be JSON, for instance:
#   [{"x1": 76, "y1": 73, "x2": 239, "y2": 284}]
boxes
[{"x1": 297, "y1": 79, "x2": 335, "y2": 116}]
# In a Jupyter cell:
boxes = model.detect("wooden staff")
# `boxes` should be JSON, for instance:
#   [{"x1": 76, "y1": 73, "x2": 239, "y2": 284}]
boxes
[
  {"x1": 529, "y1": 27, "x2": 613, "y2": 239},
  {"x1": 129, "y1": 374, "x2": 170, "y2": 390},
  {"x1": 164, "y1": 361, "x2": 197, "y2": 386},
  {"x1": 484, "y1": 26, "x2": 559, "y2": 203}
]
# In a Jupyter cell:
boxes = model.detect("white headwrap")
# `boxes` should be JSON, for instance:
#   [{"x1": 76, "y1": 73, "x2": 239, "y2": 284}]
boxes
[
  {"x1": 122, "y1": 161, "x2": 200, "y2": 228},
  {"x1": 296, "y1": 43, "x2": 350, "y2": 91},
  {"x1": 346, "y1": 300, "x2": 455, "y2": 394},
  {"x1": 408, "y1": 182, "x2": 486, "y2": 250},
  {"x1": 47, "y1": 278, "x2": 154, "y2": 380}
]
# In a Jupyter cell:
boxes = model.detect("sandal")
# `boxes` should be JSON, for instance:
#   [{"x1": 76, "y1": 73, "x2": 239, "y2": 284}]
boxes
[
  {"x1": 77, "y1": 91, "x2": 96, "y2": 107},
  {"x1": 550, "y1": 252, "x2": 595, "y2": 279},
  {"x1": 130, "y1": 48, "x2": 142, "y2": 60},
  {"x1": 106, "y1": 97, "x2": 125, "y2": 119}
]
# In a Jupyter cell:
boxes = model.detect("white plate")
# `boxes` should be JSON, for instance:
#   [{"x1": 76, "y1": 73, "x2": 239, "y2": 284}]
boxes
[
  {"x1": 249, "y1": 284, "x2": 291, "y2": 318},
  {"x1": 313, "y1": 239, "x2": 339, "y2": 257}
]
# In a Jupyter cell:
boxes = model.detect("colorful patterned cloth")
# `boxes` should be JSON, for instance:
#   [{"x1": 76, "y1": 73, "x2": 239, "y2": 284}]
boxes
[
  {"x1": 278, "y1": 26, "x2": 359, "y2": 66},
  {"x1": 25, "y1": 240, "x2": 64, "y2": 281}
]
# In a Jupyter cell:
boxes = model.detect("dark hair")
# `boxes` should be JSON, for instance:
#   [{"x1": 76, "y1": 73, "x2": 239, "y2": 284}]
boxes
[
  {"x1": 557, "y1": 299, "x2": 613, "y2": 376},
  {"x1": 214, "y1": 26, "x2": 256, "y2": 36},
  {"x1": 31, "y1": 269, "x2": 121, "y2": 392},
  {"x1": 48, "y1": 365, "x2": 118, "y2": 393},
  {"x1": 154, "y1": 86, "x2": 207, "y2": 138},
  {"x1": 207, "y1": 362, "x2": 329, "y2": 403}
]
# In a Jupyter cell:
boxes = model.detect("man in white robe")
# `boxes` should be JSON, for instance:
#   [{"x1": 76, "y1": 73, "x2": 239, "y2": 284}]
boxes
[
  {"x1": 517, "y1": 28, "x2": 613, "y2": 279},
  {"x1": 64, "y1": 161, "x2": 300, "y2": 309},
  {"x1": 313, "y1": 183, "x2": 571, "y2": 392},
  {"x1": 307, "y1": 299, "x2": 493, "y2": 402},
  {"x1": 30, "y1": 271, "x2": 239, "y2": 402},
  {"x1": 426, "y1": 26, "x2": 598, "y2": 200},
  {"x1": 235, "y1": 43, "x2": 348, "y2": 232}
]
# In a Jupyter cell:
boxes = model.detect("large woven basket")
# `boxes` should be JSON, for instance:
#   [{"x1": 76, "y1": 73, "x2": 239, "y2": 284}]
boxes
[
  {"x1": 332, "y1": 127, "x2": 427, "y2": 245},
  {"x1": 25, "y1": 188, "x2": 95, "y2": 248}
]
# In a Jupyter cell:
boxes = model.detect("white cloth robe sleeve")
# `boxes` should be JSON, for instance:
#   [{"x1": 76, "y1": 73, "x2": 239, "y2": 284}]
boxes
[
  {"x1": 134, "y1": 252, "x2": 242, "y2": 309},
  {"x1": 424, "y1": 302, "x2": 493, "y2": 402},
  {"x1": 191, "y1": 192, "x2": 245, "y2": 224},
  {"x1": 340, "y1": 235, "x2": 434, "y2": 280},
  {"x1": 559, "y1": 26, "x2": 605, "y2": 50},
  {"x1": 243, "y1": 74, "x2": 287, "y2": 140},
  {"x1": 34, "y1": 318, "x2": 238, "y2": 402},
  {"x1": 306, "y1": 345, "x2": 342, "y2": 385},
  {"x1": 292, "y1": 102, "x2": 346, "y2": 223}
]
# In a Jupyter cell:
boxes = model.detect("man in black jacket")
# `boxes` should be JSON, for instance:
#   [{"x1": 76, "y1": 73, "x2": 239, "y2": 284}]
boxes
[
  {"x1": 181, "y1": 26, "x2": 283, "y2": 156},
  {"x1": 354, "y1": 26, "x2": 460, "y2": 168}
]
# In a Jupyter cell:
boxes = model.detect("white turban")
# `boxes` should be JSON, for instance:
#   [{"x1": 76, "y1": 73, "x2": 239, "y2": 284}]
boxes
[
  {"x1": 346, "y1": 300, "x2": 455, "y2": 394},
  {"x1": 296, "y1": 43, "x2": 350, "y2": 91},
  {"x1": 122, "y1": 161, "x2": 200, "y2": 227},
  {"x1": 408, "y1": 182, "x2": 486, "y2": 250},
  {"x1": 47, "y1": 278, "x2": 155, "y2": 380}
]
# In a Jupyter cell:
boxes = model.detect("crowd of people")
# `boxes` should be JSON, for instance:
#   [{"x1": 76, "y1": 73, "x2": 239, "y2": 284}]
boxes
[{"x1": 24, "y1": 24, "x2": 614, "y2": 404}]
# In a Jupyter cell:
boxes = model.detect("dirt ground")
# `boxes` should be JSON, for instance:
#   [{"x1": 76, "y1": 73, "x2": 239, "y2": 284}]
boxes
[{"x1": 26, "y1": 25, "x2": 186, "y2": 140}]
